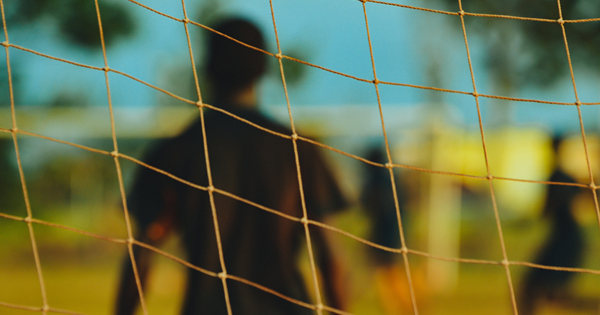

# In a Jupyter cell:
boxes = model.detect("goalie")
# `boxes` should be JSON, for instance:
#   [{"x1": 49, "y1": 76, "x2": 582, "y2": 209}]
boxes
[{"x1": 114, "y1": 17, "x2": 348, "y2": 315}]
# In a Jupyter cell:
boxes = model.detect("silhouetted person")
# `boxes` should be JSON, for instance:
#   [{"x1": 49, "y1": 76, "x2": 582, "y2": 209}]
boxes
[
  {"x1": 361, "y1": 147, "x2": 403, "y2": 265},
  {"x1": 115, "y1": 18, "x2": 347, "y2": 315},
  {"x1": 519, "y1": 136, "x2": 585, "y2": 315},
  {"x1": 360, "y1": 147, "x2": 422, "y2": 314}
]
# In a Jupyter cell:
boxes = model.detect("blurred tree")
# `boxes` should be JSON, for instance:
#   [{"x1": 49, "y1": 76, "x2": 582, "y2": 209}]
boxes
[
  {"x1": 435, "y1": 0, "x2": 600, "y2": 88},
  {"x1": 429, "y1": 0, "x2": 600, "y2": 127},
  {"x1": 27, "y1": 156, "x2": 73, "y2": 213},
  {"x1": 442, "y1": 0, "x2": 600, "y2": 85},
  {"x1": 0, "y1": 0, "x2": 136, "y2": 107},
  {"x1": 196, "y1": 0, "x2": 225, "y2": 26},
  {"x1": 6, "y1": 0, "x2": 135, "y2": 49},
  {"x1": 49, "y1": 91, "x2": 89, "y2": 107},
  {"x1": 279, "y1": 47, "x2": 311, "y2": 85},
  {"x1": 0, "y1": 0, "x2": 136, "y2": 217}
]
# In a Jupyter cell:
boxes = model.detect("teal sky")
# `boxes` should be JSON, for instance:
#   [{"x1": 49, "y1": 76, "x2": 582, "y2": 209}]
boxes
[{"x1": 4, "y1": 0, "x2": 600, "y2": 133}]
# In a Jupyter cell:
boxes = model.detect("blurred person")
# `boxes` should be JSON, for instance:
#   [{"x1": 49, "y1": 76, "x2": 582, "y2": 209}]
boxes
[
  {"x1": 361, "y1": 147, "x2": 426, "y2": 314},
  {"x1": 518, "y1": 136, "x2": 585, "y2": 315},
  {"x1": 361, "y1": 148, "x2": 403, "y2": 266},
  {"x1": 115, "y1": 18, "x2": 347, "y2": 315}
]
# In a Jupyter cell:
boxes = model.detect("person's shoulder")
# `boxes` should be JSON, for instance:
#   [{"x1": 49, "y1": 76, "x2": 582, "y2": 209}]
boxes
[
  {"x1": 249, "y1": 111, "x2": 292, "y2": 135},
  {"x1": 140, "y1": 118, "x2": 204, "y2": 171},
  {"x1": 209, "y1": 107, "x2": 293, "y2": 137}
]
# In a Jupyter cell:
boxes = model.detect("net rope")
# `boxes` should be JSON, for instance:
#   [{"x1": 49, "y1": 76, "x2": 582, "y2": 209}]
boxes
[{"x1": 0, "y1": 0, "x2": 599, "y2": 314}]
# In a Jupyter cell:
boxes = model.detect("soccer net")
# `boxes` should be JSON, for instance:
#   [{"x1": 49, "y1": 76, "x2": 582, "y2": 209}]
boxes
[{"x1": 1, "y1": 0, "x2": 600, "y2": 314}]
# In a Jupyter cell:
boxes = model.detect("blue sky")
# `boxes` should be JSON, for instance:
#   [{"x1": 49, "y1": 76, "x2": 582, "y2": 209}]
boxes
[
  {"x1": 3, "y1": 0, "x2": 600, "y2": 218},
  {"x1": 4, "y1": 0, "x2": 600, "y2": 133}
]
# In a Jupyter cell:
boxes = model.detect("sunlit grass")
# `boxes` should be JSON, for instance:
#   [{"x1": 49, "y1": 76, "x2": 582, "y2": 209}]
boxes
[{"x1": 1, "y1": 206, "x2": 599, "y2": 315}]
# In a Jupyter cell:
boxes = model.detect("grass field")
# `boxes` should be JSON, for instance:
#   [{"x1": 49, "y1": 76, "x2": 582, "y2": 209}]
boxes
[
  {"x1": 1, "y1": 208, "x2": 600, "y2": 315},
  {"x1": 2, "y1": 256, "x2": 597, "y2": 315}
]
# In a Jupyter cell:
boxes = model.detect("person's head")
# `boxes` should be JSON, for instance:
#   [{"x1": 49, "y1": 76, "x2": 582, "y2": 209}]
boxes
[{"x1": 206, "y1": 18, "x2": 267, "y2": 104}]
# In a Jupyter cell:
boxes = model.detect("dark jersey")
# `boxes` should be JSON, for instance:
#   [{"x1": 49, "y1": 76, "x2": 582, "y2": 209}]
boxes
[{"x1": 127, "y1": 108, "x2": 346, "y2": 315}]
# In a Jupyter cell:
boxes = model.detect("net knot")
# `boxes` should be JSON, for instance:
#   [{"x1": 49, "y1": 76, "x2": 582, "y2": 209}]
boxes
[
  {"x1": 472, "y1": 91, "x2": 479, "y2": 97},
  {"x1": 372, "y1": 78, "x2": 380, "y2": 85},
  {"x1": 384, "y1": 162, "x2": 393, "y2": 169},
  {"x1": 1, "y1": 41, "x2": 7, "y2": 47},
  {"x1": 11, "y1": 127, "x2": 18, "y2": 133},
  {"x1": 127, "y1": 237, "x2": 135, "y2": 244},
  {"x1": 487, "y1": 174, "x2": 493, "y2": 180},
  {"x1": 207, "y1": 185, "x2": 215, "y2": 193},
  {"x1": 400, "y1": 246, "x2": 408, "y2": 254},
  {"x1": 501, "y1": 259, "x2": 509, "y2": 267},
  {"x1": 458, "y1": 10, "x2": 465, "y2": 16},
  {"x1": 275, "y1": 53, "x2": 283, "y2": 60},
  {"x1": 42, "y1": 305, "x2": 50, "y2": 312},
  {"x1": 110, "y1": 151, "x2": 119, "y2": 158},
  {"x1": 103, "y1": 66, "x2": 110, "y2": 72},
  {"x1": 24, "y1": 216, "x2": 32, "y2": 223},
  {"x1": 217, "y1": 272, "x2": 227, "y2": 279},
  {"x1": 183, "y1": 18, "x2": 190, "y2": 24},
  {"x1": 315, "y1": 304, "x2": 324, "y2": 311},
  {"x1": 196, "y1": 101, "x2": 204, "y2": 108},
  {"x1": 590, "y1": 182, "x2": 596, "y2": 190},
  {"x1": 359, "y1": 0, "x2": 367, "y2": 3},
  {"x1": 575, "y1": 101, "x2": 582, "y2": 106},
  {"x1": 557, "y1": 18, "x2": 564, "y2": 24},
  {"x1": 291, "y1": 133, "x2": 298, "y2": 140},
  {"x1": 300, "y1": 217, "x2": 308, "y2": 225}
]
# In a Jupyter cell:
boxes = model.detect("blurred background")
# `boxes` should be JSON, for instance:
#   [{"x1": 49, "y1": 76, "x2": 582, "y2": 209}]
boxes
[{"x1": 2, "y1": 0, "x2": 600, "y2": 314}]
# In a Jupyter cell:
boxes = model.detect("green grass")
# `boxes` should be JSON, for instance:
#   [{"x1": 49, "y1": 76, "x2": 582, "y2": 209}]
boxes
[
  {"x1": 1, "y1": 209, "x2": 600, "y2": 315},
  {"x1": 0, "y1": 255, "x2": 185, "y2": 315}
]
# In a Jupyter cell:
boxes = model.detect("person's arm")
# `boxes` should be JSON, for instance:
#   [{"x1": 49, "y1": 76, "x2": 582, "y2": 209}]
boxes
[
  {"x1": 114, "y1": 149, "x2": 180, "y2": 315},
  {"x1": 114, "y1": 197, "x2": 176, "y2": 315},
  {"x1": 300, "y1": 143, "x2": 349, "y2": 310},
  {"x1": 114, "y1": 235, "x2": 154, "y2": 315}
]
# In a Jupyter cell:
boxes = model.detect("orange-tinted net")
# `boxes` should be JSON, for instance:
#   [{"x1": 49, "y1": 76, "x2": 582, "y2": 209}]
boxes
[{"x1": 1, "y1": 0, "x2": 599, "y2": 314}]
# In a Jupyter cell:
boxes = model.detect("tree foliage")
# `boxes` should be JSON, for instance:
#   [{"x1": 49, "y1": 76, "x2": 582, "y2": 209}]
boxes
[
  {"x1": 437, "y1": 0, "x2": 600, "y2": 87},
  {"x1": 0, "y1": 0, "x2": 136, "y2": 106},
  {"x1": 7, "y1": 0, "x2": 135, "y2": 49},
  {"x1": 0, "y1": 1, "x2": 137, "y2": 214}
]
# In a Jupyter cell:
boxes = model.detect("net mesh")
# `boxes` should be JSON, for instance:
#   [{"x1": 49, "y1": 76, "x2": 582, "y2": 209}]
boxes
[{"x1": 1, "y1": 0, "x2": 600, "y2": 314}]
